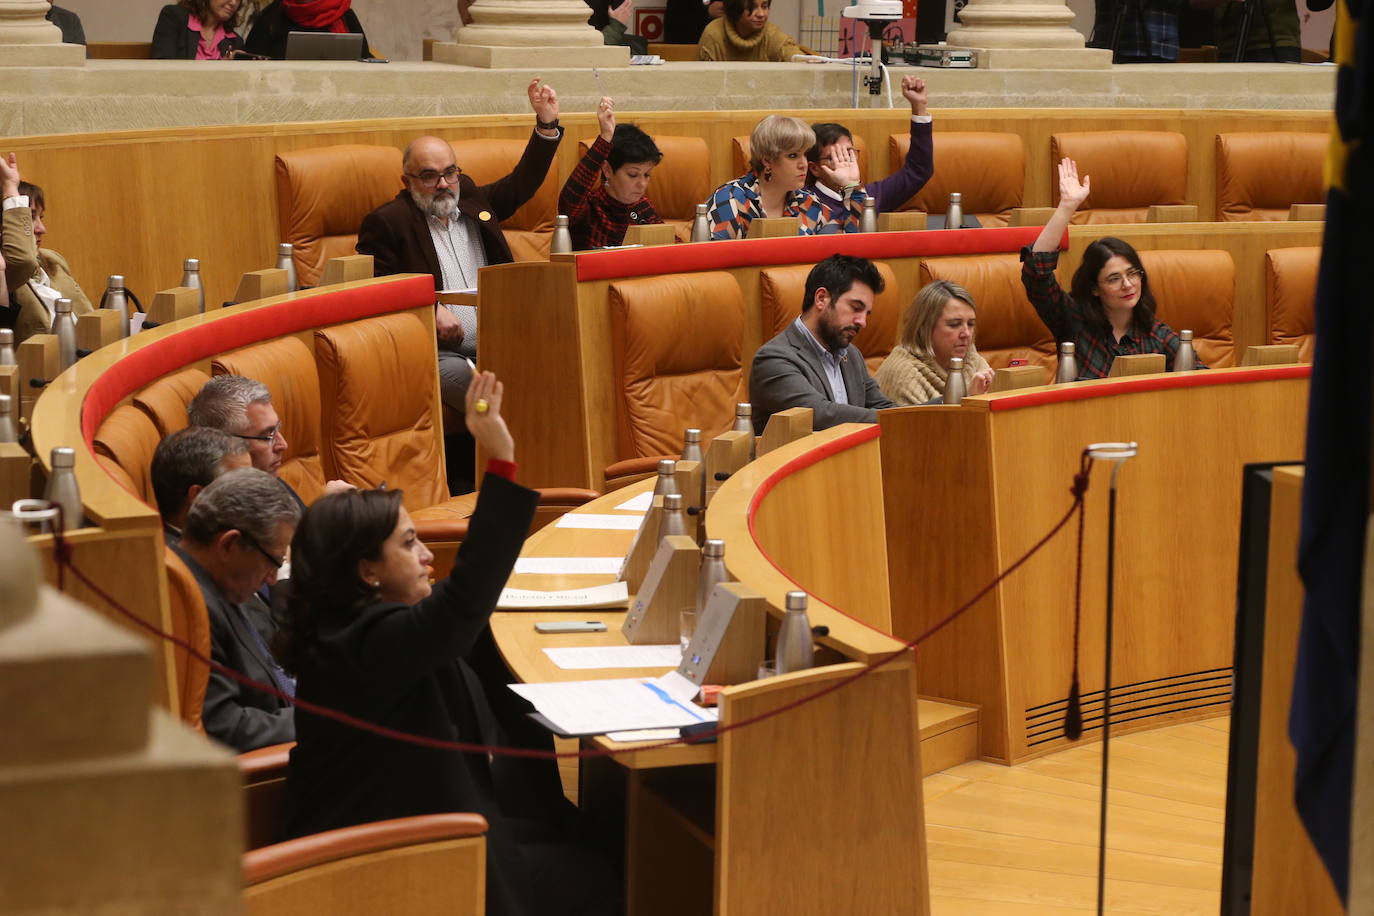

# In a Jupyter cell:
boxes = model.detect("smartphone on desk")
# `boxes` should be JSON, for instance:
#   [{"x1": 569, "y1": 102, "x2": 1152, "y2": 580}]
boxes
[
  {"x1": 534, "y1": 621, "x2": 607, "y2": 634},
  {"x1": 1008, "y1": 358, "x2": 1029, "y2": 367}
]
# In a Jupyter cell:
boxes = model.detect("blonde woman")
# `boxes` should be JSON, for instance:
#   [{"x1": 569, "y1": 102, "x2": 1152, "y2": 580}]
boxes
[
  {"x1": 705, "y1": 115, "x2": 868, "y2": 239},
  {"x1": 877, "y1": 280, "x2": 995, "y2": 405}
]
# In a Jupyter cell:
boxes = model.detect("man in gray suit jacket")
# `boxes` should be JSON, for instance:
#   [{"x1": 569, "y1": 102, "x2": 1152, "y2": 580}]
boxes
[
  {"x1": 173, "y1": 468, "x2": 301, "y2": 752},
  {"x1": 750, "y1": 253, "x2": 895, "y2": 433}
]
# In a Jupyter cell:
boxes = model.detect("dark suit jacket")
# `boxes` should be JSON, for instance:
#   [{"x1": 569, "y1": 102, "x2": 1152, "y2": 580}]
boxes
[
  {"x1": 242, "y1": 2, "x2": 371, "y2": 60},
  {"x1": 150, "y1": 4, "x2": 245, "y2": 59},
  {"x1": 47, "y1": 6, "x2": 86, "y2": 45},
  {"x1": 355, "y1": 129, "x2": 561, "y2": 288},
  {"x1": 172, "y1": 545, "x2": 295, "y2": 752},
  {"x1": 282, "y1": 474, "x2": 563, "y2": 915},
  {"x1": 749, "y1": 320, "x2": 894, "y2": 433}
]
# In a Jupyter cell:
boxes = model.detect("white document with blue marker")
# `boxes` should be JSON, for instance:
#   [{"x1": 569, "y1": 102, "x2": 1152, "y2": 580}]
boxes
[{"x1": 509, "y1": 671, "x2": 716, "y2": 736}]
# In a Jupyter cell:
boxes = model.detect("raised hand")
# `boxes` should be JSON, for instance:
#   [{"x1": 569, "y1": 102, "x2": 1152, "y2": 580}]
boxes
[
  {"x1": 970, "y1": 366, "x2": 995, "y2": 395},
  {"x1": 465, "y1": 370, "x2": 515, "y2": 464},
  {"x1": 901, "y1": 75, "x2": 928, "y2": 115},
  {"x1": 596, "y1": 96, "x2": 616, "y2": 142},
  {"x1": 1057, "y1": 157, "x2": 1090, "y2": 209},
  {"x1": 818, "y1": 142, "x2": 860, "y2": 189},
  {"x1": 609, "y1": 0, "x2": 633, "y2": 26},
  {"x1": 528, "y1": 78, "x2": 560, "y2": 125},
  {"x1": 0, "y1": 152, "x2": 20, "y2": 198}
]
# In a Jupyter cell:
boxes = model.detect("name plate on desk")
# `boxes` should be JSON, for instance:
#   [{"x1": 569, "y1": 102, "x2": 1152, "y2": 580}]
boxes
[
  {"x1": 678, "y1": 582, "x2": 766, "y2": 687},
  {"x1": 623, "y1": 535, "x2": 699, "y2": 644},
  {"x1": 1108, "y1": 353, "x2": 1166, "y2": 377}
]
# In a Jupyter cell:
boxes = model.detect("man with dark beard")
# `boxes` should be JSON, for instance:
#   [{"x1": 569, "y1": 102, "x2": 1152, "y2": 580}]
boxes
[
  {"x1": 356, "y1": 78, "x2": 563, "y2": 412},
  {"x1": 748, "y1": 254, "x2": 894, "y2": 433}
]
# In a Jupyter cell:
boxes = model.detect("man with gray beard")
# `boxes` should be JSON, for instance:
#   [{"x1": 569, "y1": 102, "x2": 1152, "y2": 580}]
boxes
[{"x1": 356, "y1": 78, "x2": 563, "y2": 412}]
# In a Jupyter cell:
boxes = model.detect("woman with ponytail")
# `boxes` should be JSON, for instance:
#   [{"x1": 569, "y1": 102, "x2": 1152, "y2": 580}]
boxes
[{"x1": 242, "y1": 0, "x2": 374, "y2": 59}]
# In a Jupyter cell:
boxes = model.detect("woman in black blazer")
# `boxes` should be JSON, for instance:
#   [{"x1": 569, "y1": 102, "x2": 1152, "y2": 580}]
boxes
[
  {"x1": 275, "y1": 372, "x2": 620, "y2": 916},
  {"x1": 242, "y1": 0, "x2": 373, "y2": 59},
  {"x1": 150, "y1": 0, "x2": 248, "y2": 59}
]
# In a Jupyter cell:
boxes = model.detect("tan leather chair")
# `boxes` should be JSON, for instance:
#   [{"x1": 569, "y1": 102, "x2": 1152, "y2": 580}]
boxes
[
  {"x1": 1049, "y1": 131, "x2": 1188, "y2": 223},
  {"x1": 758, "y1": 261, "x2": 901, "y2": 374},
  {"x1": 132, "y1": 367, "x2": 211, "y2": 437},
  {"x1": 212, "y1": 337, "x2": 329, "y2": 505},
  {"x1": 894, "y1": 131, "x2": 1025, "y2": 226},
  {"x1": 606, "y1": 271, "x2": 745, "y2": 480},
  {"x1": 577, "y1": 134, "x2": 712, "y2": 241},
  {"x1": 275, "y1": 145, "x2": 404, "y2": 288},
  {"x1": 92, "y1": 404, "x2": 160, "y2": 502},
  {"x1": 165, "y1": 546, "x2": 212, "y2": 732},
  {"x1": 243, "y1": 814, "x2": 488, "y2": 916},
  {"x1": 1265, "y1": 246, "x2": 1318, "y2": 360},
  {"x1": 918, "y1": 255, "x2": 1056, "y2": 371},
  {"x1": 240, "y1": 741, "x2": 294, "y2": 850},
  {"x1": 731, "y1": 133, "x2": 868, "y2": 181},
  {"x1": 450, "y1": 138, "x2": 558, "y2": 261},
  {"x1": 1216, "y1": 132, "x2": 1326, "y2": 221},
  {"x1": 1137, "y1": 249, "x2": 1236, "y2": 367}
]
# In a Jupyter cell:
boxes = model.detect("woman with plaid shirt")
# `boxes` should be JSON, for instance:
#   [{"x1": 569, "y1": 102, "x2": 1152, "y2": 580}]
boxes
[
  {"x1": 558, "y1": 96, "x2": 664, "y2": 250},
  {"x1": 1021, "y1": 157, "x2": 1203, "y2": 379},
  {"x1": 705, "y1": 115, "x2": 868, "y2": 240}
]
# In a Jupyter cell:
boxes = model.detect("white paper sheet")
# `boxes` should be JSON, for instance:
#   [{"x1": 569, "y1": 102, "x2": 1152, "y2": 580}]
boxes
[
  {"x1": 543, "y1": 645, "x2": 681, "y2": 670},
  {"x1": 555, "y1": 513, "x2": 644, "y2": 531},
  {"x1": 614, "y1": 491, "x2": 654, "y2": 513},
  {"x1": 498, "y1": 581, "x2": 629, "y2": 610},
  {"x1": 513, "y1": 557, "x2": 624, "y2": 576},
  {"x1": 606, "y1": 728, "x2": 680, "y2": 742},
  {"x1": 509, "y1": 675, "x2": 716, "y2": 735}
]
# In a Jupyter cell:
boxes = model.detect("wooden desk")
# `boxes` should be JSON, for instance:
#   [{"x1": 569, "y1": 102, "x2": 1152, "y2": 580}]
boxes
[{"x1": 879, "y1": 365, "x2": 1309, "y2": 763}]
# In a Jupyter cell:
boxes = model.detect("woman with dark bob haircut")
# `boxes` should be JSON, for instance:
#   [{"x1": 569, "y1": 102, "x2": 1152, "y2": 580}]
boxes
[
  {"x1": 1022, "y1": 157, "x2": 1204, "y2": 379},
  {"x1": 276, "y1": 371, "x2": 620, "y2": 916}
]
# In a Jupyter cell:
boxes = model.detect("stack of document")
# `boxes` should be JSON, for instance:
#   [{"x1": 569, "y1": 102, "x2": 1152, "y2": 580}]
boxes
[
  {"x1": 497, "y1": 581, "x2": 629, "y2": 609},
  {"x1": 510, "y1": 671, "x2": 716, "y2": 736}
]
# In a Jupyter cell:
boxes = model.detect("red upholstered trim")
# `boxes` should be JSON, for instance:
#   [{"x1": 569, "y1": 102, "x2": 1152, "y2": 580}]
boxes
[
  {"x1": 987, "y1": 364, "x2": 1310, "y2": 412},
  {"x1": 574, "y1": 227, "x2": 1055, "y2": 282},
  {"x1": 746, "y1": 424, "x2": 892, "y2": 637},
  {"x1": 81, "y1": 276, "x2": 435, "y2": 451}
]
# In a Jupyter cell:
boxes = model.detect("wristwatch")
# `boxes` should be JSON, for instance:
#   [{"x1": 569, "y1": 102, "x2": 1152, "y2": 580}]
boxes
[{"x1": 536, "y1": 117, "x2": 560, "y2": 131}]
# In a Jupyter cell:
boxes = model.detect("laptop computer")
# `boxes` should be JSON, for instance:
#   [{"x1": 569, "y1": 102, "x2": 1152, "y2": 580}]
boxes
[{"x1": 284, "y1": 32, "x2": 367, "y2": 61}]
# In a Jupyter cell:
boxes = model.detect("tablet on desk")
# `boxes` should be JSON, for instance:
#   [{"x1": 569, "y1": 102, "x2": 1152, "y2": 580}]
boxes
[{"x1": 284, "y1": 32, "x2": 367, "y2": 61}]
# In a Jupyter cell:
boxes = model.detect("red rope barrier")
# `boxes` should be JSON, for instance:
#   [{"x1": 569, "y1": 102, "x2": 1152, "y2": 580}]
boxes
[{"x1": 49, "y1": 453, "x2": 1094, "y2": 761}]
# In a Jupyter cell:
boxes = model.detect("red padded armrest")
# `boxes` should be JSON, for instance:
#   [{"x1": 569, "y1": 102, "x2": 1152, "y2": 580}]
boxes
[
  {"x1": 237, "y1": 742, "x2": 294, "y2": 783},
  {"x1": 534, "y1": 487, "x2": 601, "y2": 505},
  {"x1": 605, "y1": 456, "x2": 672, "y2": 480}
]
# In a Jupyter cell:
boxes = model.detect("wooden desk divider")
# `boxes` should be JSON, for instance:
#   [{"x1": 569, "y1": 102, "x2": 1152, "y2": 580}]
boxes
[
  {"x1": 758, "y1": 407, "x2": 813, "y2": 457},
  {"x1": 679, "y1": 581, "x2": 766, "y2": 686},
  {"x1": 989, "y1": 364, "x2": 1049, "y2": 392},
  {"x1": 673, "y1": 460, "x2": 704, "y2": 540},
  {"x1": 321, "y1": 254, "x2": 375, "y2": 286},
  {"x1": 1289, "y1": 203, "x2": 1326, "y2": 221},
  {"x1": 746, "y1": 217, "x2": 801, "y2": 239},
  {"x1": 1108, "y1": 353, "x2": 1166, "y2": 377},
  {"x1": 878, "y1": 211, "x2": 926, "y2": 232},
  {"x1": 622, "y1": 535, "x2": 700, "y2": 645},
  {"x1": 17, "y1": 335, "x2": 58, "y2": 421},
  {"x1": 705, "y1": 430, "x2": 752, "y2": 506},
  {"x1": 233, "y1": 268, "x2": 290, "y2": 304},
  {"x1": 623, "y1": 224, "x2": 677, "y2": 247},
  {"x1": 0, "y1": 441, "x2": 31, "y2": 507},
  {"x1": 76, "y1": 312, "x2": 125, "y2": 355},
  {"x1": 146, "y1": 287, "x2": 201, "y2": 328},
  {"x1": 1010, "y1": 207, "x2": 1057, "y2": 227},
  {"x1": 1147, "y1": 204, "x2": 1200, "y2": 223},
  {"x1": 1243, "y1": 344, "x2": 1302, "y2": 366},
  {"x1": 620, "y1": 495, "x2": 666, "y2": 592}
]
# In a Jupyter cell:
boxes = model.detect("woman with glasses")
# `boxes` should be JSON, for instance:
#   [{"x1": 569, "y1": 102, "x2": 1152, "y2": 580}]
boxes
[{"x1": 1022, "y1": 157, "x2": 1203, "y2": 379}]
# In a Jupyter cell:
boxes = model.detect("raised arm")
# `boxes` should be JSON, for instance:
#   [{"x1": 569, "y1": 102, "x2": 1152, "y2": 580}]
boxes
[
  {"x1": 558, "y1": 97, "x2": 615, "y2": 228},
  {"x1": 811, "y1": 143, "x2": 868, "y2": 233},
  {"x1": 1034, "y1": 157, "x2": 1089, "y2": 252}
]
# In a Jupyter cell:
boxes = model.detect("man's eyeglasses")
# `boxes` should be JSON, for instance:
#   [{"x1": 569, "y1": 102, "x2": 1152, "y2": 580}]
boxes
[
  {"x1": 235, "y1": 424, "x2": 283, "y2": 444},
  {"x1": 1100, "y1": 268, "x2": 1145, "y2": 289},
  {"x1": 405, "y1": 166, "x2": 461, "y2": 189},
  {"x1": 237, "y1": 529, "x2": 284, "y2": 570}
]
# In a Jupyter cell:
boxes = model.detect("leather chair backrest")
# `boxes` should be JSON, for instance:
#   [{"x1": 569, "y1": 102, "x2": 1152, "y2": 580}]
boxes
[
  {"x1": 275, "y1": 145, "x2": 403, "y2": 288},
  {"x1": 758, "y1": 261, "x2": 901, "y2": 373},
  {"x1": 730, "y1": 133, "x2": 868, "y2": 182},
  {"x1": 165, "y1": 546, "x2": 211, "y2": 731},
  {"x1": 212, "y1": 336, "x2": 327, "y2": 504},
  {"x1": 133, "y1": 367, "x2": 211, "y2": 437},
  {"x1": 450, "y1": 138, "x2": 558, "y2": 261},
  {"x1": 918, "y1": 255, "x2": 1056, "y2": 370},
  {"x1": 896, "y1": 131, "x2": 1025, "y2": 226},
  {"x1": 1216, "y1": 132, "x2": 1326, "y2": 221},
  {"x1": 609, "y1": 271, "x2": 745, "y2": 462},
  {"x1": 1265, "y1": 246, "x2": 1318, "y2": 360},
  {"x1": 314, "y1": 311, "x2": 446, "y2": 509},
  {"x1": 1049, "y1": 131, "x2": 1188, "y2": 224},
  {"x1": 93, "y1": 404, "x2": 160, "y2": 503},
  {"x1": 1137, "y1": 249, "x2": 1236, "y2": 367}
]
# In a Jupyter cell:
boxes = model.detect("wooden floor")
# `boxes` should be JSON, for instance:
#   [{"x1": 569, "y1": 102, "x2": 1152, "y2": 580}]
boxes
[{"x1": 924, "y1": 717, "x2": 1230, "y2": 915}]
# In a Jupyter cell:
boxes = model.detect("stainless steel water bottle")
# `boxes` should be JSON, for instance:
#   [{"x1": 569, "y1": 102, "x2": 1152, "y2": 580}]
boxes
[
  {"x1": 1174, "y1": 329, "x2": 1196, "y2": 371},
  {"x1": 45, "y1": 446, "x2": 83, "y2": 530},
  {"x1": 696, "y1": 539, "x2": 728, "y2": 615},
  {"x1": 551, "y1": 215, "x2": 573, "y2": 254},
  {"x1": 277, "y1": 243, "x2": 299, "y2": 292},
  {"x1": 0, "y1": 394, "x2": 16, "y2": 444},
  {"x1": 181, "y1": 258, "x2": 205, "y2": 313},
  {"x1": 733, "y1": 403, "x2": 756, "y2": 460},
  {"x1": 658, "y1": 492, "x2": 687, "y2": 544},
  {"x1": 52, "y1": 298, "x2": 77, "y2": 370},
  {"x1": 681, "y1": 428, "x2": 703, "y2": 463},
  {"x1": 653, "y1": 459, "x2": 679, "y2": 497},
  {"x1": 860, "y1": 196, "x2": 877, "y2": 233},
  {"x1": 776, "y1": 591, "x2": 814, "y2": 674},
  {"x1": 944, "y1": 356, "x2": 966, "y2": 405},
  {"x1": 691, "y1": 203, "x2": 711, "y2": 242},
  {"x1": 0, "y1": 328, "x2": 15, "y2": 367},
  {"x1": 101, "y1": 275, "x2": 130, "y2": 338},
  {"x1": 946, "y1": 192, "x2": 964, "y2": 229},
  {"x1": 1056, "y1": 342, "x2": 1078, "y2": 383}
]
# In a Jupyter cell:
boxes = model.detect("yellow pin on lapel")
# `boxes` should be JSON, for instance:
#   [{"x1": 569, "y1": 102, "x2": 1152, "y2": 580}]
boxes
[{"x1": 478, "y1": 211, "x2": 492, "y2": 222}]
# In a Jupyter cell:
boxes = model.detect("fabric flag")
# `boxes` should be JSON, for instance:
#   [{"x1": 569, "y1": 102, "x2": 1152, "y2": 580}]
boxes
[{"x1": 1290, "y1": 0, "x2": 1372, "y2": 902}]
